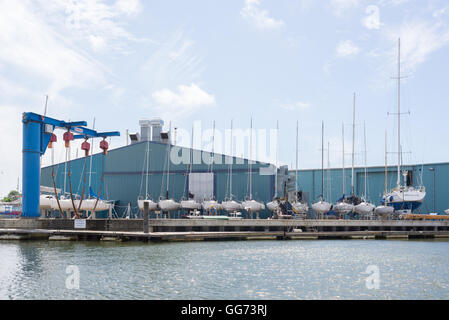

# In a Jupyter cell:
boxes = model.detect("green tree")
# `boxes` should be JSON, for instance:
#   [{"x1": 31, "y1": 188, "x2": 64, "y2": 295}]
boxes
[{"x1": 2, "y1": 190, "x2": 21, "y2": 202}]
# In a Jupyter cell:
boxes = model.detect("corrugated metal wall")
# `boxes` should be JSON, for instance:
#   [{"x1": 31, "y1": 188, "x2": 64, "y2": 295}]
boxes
[
  {"x1": 41, "y1": 140, "x2": 449, "y2": 216},
  {"x1": 293, "y1": 162, "x2": 449, "y2": 214},
  {"x1": 41, "y1": 141, "x2": 277, "y2": 217}
]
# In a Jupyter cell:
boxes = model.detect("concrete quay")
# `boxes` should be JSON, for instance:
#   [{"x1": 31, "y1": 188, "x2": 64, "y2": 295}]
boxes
[{"x1": 0, "y1": 218, "x2": 448, "y2": 242}]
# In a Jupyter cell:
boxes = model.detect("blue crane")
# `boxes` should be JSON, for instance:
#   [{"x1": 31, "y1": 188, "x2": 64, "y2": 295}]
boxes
[{"x1": 21, "y1": 112, "x2": 120, "y2": 218}]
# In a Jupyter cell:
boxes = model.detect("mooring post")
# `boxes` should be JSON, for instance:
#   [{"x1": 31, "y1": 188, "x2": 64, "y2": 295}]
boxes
[{"x1": 143, "y1": 202, "x2": 149, "y2": 234}]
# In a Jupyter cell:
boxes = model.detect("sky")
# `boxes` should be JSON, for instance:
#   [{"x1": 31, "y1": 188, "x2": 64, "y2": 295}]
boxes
[{"x1": 1, "y1": 0, "x2": 449, "y2": 196}]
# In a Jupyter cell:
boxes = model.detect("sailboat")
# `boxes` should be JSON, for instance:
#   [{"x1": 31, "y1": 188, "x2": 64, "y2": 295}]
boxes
[
  {"x1": 201, "y1": 120, "x2": 223, "y2": 213},
  {"x1": 333, "y1": 122, "x2": 354, "y2": 217},
  {"x1": 375, "y1": 131, "x2": 394, "y2": 218},
  {"x1": 222, "y1": 119, "x2": 244, "y2": 214},
  {"x1": 312, "y1": 122, "x2": 332, "y2": 217},
  {"x1": 267, "y1": 120, "x2": 280, "y2": 213},
  {"x1": 291, "y1": 120, "x2": 308, "y2": 215},
  {"x1": 241, "y1": 118, "x2": 265, "y2": 216},
  {"x1": 354, "y1": 122, "x2": 375, "y2": 217},
  {"x1": 180, "y1": 124, "x2": 201, "y2": 212},
  {"x1": 138, "y1": 137, "x2": 158, "y2": 212},
  {"x1": 158, "y1": 122, "x2": 181, "y2": 212},
  {"x1": 344, "y1": 93, "x2": 364, "y2": 213},
  {"x1": 383, "y1": 38, "x2": 426, "y2": 214}
]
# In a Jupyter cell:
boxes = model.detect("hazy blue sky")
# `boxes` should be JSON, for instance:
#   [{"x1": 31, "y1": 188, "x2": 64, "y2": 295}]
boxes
[{"x1": 1, "y1": 0, "x2": 449, "y2": 195}]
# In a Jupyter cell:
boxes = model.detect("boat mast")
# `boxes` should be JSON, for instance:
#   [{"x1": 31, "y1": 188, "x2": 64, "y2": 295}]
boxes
[
  {"x1": 351, "y1": 92, "x2": 356, "y2": 196},
  {"x1": 229, "y1": 119, "x2": 233, "y2": 200},
  {"x1": 327, "y1": 141, "x2": 331, "y2": 201},
  {"x1": 363, "y1": 121, "x2": 367, "y2": 200},
  {"x1": 397, "y1": 38, "x2": 401, "y2": 188},
  {"x1": 342, "y1": 122, "x2": 345, "y2": 196},
  {"x1": 185, "y1": 124, "x2": 194, "y2": 198},
  {"x1": 295, "y1": 120, "x2": 298, "y2": 197},
  {"x1": 321, "y1": 121, "x2": 324, "y2": 201},
  {"x1": 145, "y1": 136, "x2": 149, "y2": 199},
  {"x1": 384, "y1": 130, "x2": 388, "y2": 207},
  {"x1": 166, "y1": 121, "x2": 171, "y2": 199},
  {"x1": 249, "y1": 117, "x2": 253, "y2": 200},
  {"x1": 275, "y1": 120, "x2": 279, "y2": 198}
]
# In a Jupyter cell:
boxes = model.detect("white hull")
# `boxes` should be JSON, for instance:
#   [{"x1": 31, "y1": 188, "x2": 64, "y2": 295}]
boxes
[
  {"x1": 242, "y1": 199, "x2": 265, "y2": 212},
  {"x1": 354, "y1": 202, "x2": 375, "y2": 215},
  {"x1": 180, "y1": 199, "x2": 201, "y2": 210},
  {"x1": 312, "y1": 201, "x2": 332, "y2": 215},
  {"x1": 40, "y1": 195, "x2": 54, "y2": 209},
  {"x1": 202, "y1": 200, "x2": 223, "y2": 211},
  {"x1": 158, "y1": 199, "x2": 181, "y2": 211},
  {"x1": 221, "y1": 200, "x2": 243, "y2": 212},
  {"x1": 292, "y1": 201, "x2": 309, "y2": 214},
  {"x1": 375, "y1": 205, "x2": 394, "y2": 216},
  {"x1": 445, "y1": 209, "x2": 449, "y2": 215},
  {"x1": 138, "y1": 199, "x2": 159, "y2": 211},
  {"x1": 266, "y1": 201, "x2": 279, "y2": 212},
  {"x1": 50, "y1": 198, "x2": 74, "y2": 211},
  {"x1": 50, "y1": 198, "x2": 112, "y2": 212},
  {"x1": 386, "y1": 187, "x2": 426, "y2": 203},
  {"x1": 333, "y1": 202, "x2": 354, "y2": 215}
]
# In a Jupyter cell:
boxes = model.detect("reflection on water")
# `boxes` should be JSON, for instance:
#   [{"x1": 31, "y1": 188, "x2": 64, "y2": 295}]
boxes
[{"x1": 0, "y1": 240, "x2": 448, "y2": 300}]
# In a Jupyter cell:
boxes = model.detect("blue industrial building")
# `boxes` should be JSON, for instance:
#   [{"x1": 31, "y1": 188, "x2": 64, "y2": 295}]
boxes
[
  {"x1": 293, "y1": 162, "x2": 449, "y2": 214},
  {"x1": 41, "y1": 119, "x2": 290, "y2": 218},
  {"x1": 40, "y1": 118, "x2": 448, "y2": 218}
]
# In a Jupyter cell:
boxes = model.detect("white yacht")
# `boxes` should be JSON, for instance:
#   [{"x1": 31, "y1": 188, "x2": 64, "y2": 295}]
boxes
[
  {"x1": 241, "y1": 118, "x2": 265, "y2": 215},
  {"x1": 333, "y1": 123, "x2": 353, "y2": 217},
  {"x1": 312, "y1": 122, "x2": 332, "y2": 216},
  {"x1": 384, "y1": 39, "x2": 426, "y2": 215},
  {"x1": 221, "y1": 120, "x2": 244, "y2": 214},
  {"x1": 291, "y1": 120, "x2": 309, "y2": 215},
  {"x1": 375, "y1": 132, "x2": 394, "y2": 218},
  {"x1": 137, "y1": 134, "x2": 158, "y2": 212}
]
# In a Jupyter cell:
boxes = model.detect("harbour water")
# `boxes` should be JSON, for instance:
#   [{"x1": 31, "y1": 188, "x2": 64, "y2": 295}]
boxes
[{"x1": 0, "y1": 239, "x2": 448, "y2": 300}]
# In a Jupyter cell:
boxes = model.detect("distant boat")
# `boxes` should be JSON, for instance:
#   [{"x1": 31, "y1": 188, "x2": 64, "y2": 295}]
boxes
[
  {"x1": 312, "y1": 122, "x2": 332, "y2": 217},
  {"x1": 375, "y1": 131, "x2": 394, "y2": 218},
  {"x1": 158, "y1": 198, "x2": 181, "y2": 211},
  {"x1": 221, "y1": 119, "x2": 244, "y2": 214},
  {"x1": 201, "y1": 120, "x2": 224, "y2": 213},
  {"x1": 383, "y1": 38, "x2": 426, "y2": 214},
  {"x1": 137, "y1": 138, "x2": 158, "y2": 212},
  {"x1": 181, "y1": 124, "x2": 201, "y2": 211},
  {"x1": 267, "y1": 198, "x2": 280, "y2": 212},
  {"x1": 354, "y1": 122, "x2": 375, "y2": 217},
  {"x1": 291, "y1": 120, "x2": 309, "y2": 215},
  {"x1": 40, "y1": 194, "x2": 54, "y2": 210},
  {"x1": 445, "y1": 209, "x2": 449, "y2": 215},
  {"x1": 158, "y1": 121, "x2": 180, "y2": 212},
  {"x1": 242, "y1": 118, "x2": 265, "y2": 215},
  {"x1": 333, "y1": 123, "x2": 353, "y2": 217}
]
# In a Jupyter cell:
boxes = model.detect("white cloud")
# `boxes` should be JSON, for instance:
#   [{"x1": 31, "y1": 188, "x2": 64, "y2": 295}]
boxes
[
  {"x1": 336, "y1": 40, "x2": 360, "y2": 57},
  {"x1": 330, "y1": 0, "x2": 359, "y2": 16},
  {"x1": 387, "y1": 21, "x2": 449, "y2": 71},
  {"x1": 280, "y1": 101, "x2": 311, "y2": 111},
  {"x1": 142, "y1": 30, "x2": 204, "y2": 89},
  {"x1": 36, "y1": 0, "x2": 146, "y2": 52},
  {"x1": 115, "y1": 0, "x2": 142, "y2": 16},
  {"x1": 241, "y1": 0, "x2": 285, "y2": 30},
  {"x1": 0, "y1": 1, "x2": 106, "y2": 94},
  {"x1": 152, "y1": 84, "x2": 215, "y2": 119},
  {"x1": 363, "y1": 5, "x2": 380, "y2": 30}
]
